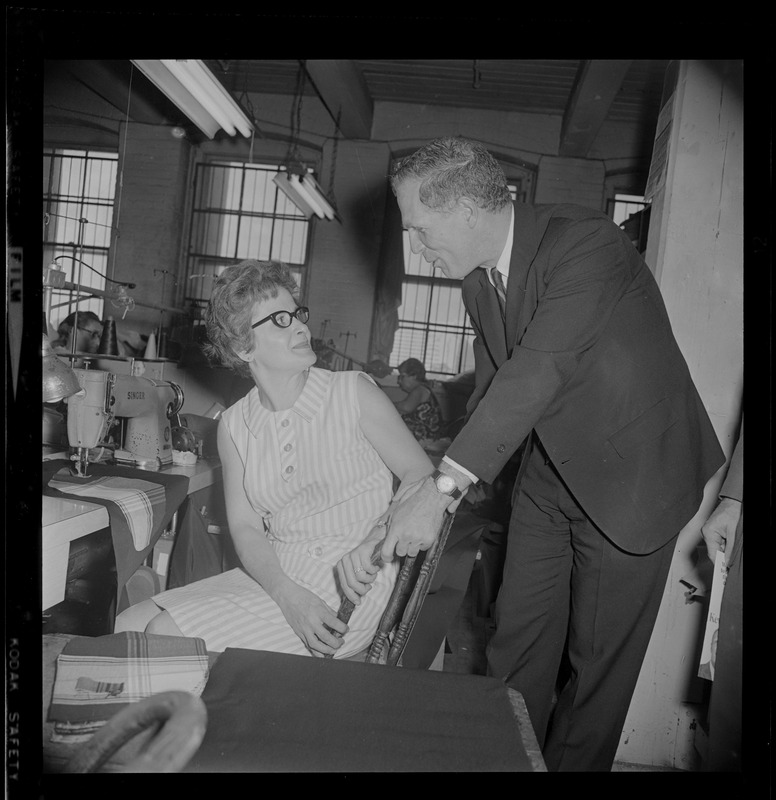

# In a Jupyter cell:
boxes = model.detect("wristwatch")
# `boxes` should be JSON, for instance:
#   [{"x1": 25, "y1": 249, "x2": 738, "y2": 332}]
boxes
[{"x1": 431, "y1": 469, "x2": 463, "y2": 501}]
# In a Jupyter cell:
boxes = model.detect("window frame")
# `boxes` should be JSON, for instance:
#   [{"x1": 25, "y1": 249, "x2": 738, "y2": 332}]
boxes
[
  {"x1": 42, "y1": 147, "x2": 119, "y2": 323},
  {"x1": 182, "y1": 159, "x2": 316, "y2": 315}
]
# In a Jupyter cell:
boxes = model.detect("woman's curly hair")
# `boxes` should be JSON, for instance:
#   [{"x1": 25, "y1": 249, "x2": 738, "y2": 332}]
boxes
[{"x1": 203, "y1": 259, "x2": 299, "y2": 378}]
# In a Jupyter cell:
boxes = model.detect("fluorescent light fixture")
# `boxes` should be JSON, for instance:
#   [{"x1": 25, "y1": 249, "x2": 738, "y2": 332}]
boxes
[
  {"x1": 293, "y1": 175, "x2": 327, "y2": 218},
  {"x1": 273, "y1": 171, "x2": 339, "y2": 221},
  {"x1": 273, "y1": 173, "x2": 316, "y2": 218},
  {"x1": 301, "y1": 174, "x2": 336, "y2": 220},
  {"x1": 131, "y1": 59, "x2": 253, "y2": 139}
]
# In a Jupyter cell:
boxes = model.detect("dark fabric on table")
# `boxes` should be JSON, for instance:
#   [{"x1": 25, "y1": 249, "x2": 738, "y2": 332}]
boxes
[
  {"x1": 167, "y1": 485, "x2": 240, "y2": 590},
  {"x1": 184, "y1": 647, "x2": 533, "y2": 772},
  {"x1": 42, "y1": 459, "x2": 189, "y2": 613}
]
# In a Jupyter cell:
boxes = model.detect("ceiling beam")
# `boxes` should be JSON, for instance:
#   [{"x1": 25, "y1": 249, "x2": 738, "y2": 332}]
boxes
[
  {"x1": 63, "y1": 60, "x2": 178, "y2": 126},
  {"x1": 303, "y1": 60, "x2": 373, "y2": 140},
  {"x1": 559, "y1": 60, "x2": 632, "y2": 158}
]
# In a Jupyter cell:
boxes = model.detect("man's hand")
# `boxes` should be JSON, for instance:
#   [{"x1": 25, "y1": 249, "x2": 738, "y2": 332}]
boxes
[
  {"x1": 381, "y1": 468, "x2": 470, "y2": 563},
  {"x1": 701, "y1": 497, "x2": 742, "y2": 563}
]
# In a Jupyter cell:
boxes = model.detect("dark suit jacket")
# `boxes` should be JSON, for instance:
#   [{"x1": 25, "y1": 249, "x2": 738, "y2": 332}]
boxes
[
  {"x1": 719, "y1": 418, "x2": 743, "y2": 503},
  {"x1": 718, "y1": 417, "x2": 743, "y2": 566},
  {"x1": 446, "y1": 202, "x2": 725, "y2": 554}
]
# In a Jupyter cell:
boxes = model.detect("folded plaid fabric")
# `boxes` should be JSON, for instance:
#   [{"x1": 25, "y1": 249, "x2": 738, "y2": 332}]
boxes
[
  {"x1": 42, "y1": 460, "x2": 190, "y2": 614},
  {"x1": 49, "y1": 471, "x2": 166, "y2": 551},
  {"x1": 49, "y1": 632, "x2": 210, "y2": 726}
]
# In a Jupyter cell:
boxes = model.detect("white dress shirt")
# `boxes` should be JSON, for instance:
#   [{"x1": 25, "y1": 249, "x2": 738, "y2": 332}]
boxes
[{"x1": 442, "y1": 205, "x2": 515, "y2": 486}]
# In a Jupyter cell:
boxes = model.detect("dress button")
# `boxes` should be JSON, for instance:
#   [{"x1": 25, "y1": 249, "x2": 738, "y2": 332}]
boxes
[
  {"x1": 284, "y1": 443, "x2": 292, "y2": 452},
  {"x1": 285, "y1": 465, "x2": 294, "y2": 474},
  {"x1": 497, "y1": 444, "x2": 506, "y2": 453},
  {"x1": 313, "y1": 546, "x2": 323, "y2": 557},
  {"x1": 281, "y1": 419, "x2": 290, "y2": 427}
]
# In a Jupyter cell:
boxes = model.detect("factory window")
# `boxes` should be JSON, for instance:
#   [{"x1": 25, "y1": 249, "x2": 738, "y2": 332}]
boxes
[
  {"x1": 609, "y1": 192, "x2": 647, "y2": 225},
  {"x1": 608, "y1": 193, "x2": 649, "y2": 252},
  {"x1": 42, "y1": 148, "x2": 119, "y2": 325},
  {"x1": 184, "y1": 161, "x2": 312, "y2": 313},
  {"x1": 390, "y1": 176, "x2": 532, "y2": 378}
]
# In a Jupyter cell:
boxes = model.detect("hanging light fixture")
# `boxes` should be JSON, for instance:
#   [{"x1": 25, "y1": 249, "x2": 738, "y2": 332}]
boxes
[
  {"x1": 273, "y1": 166, "x2": 337, "y2": 221},
  {"x1": 131, "y1": 59, "x2": 254, "y2": 139},
  {"x1": 273, "y1": 63, "x2": 340, "y2": 222}
]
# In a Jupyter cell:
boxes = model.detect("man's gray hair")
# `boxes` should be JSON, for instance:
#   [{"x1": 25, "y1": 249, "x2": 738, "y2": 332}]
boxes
[{"x1": 389, "y1": 137, "x2": 512, "y2": 213}]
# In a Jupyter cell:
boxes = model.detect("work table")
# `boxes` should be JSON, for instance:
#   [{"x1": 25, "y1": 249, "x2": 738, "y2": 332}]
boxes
[{"x1": 42, "y1": 457, "x2": 222, "y2": 610}]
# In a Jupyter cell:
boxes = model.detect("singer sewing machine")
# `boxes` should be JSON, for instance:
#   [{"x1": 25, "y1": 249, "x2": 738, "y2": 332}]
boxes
[{"x1": 65, "y1": 368, "x2": 184, "y2": 477}]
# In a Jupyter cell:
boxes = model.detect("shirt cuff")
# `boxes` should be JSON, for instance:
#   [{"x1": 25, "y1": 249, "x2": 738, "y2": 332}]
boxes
[{"x1": 441, "y1": 456, "x2": 479, "y2": 485}]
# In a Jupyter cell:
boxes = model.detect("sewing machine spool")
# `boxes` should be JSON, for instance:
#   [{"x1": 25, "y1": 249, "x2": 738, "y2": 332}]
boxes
[{"x1": 97, "y1": 317, "x2": 119, "y2": 356}]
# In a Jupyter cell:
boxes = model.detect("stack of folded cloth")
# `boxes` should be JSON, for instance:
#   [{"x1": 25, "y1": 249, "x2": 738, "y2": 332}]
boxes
[{"x1": 48, "y1": 632, "x2": 210, "y2": 744}]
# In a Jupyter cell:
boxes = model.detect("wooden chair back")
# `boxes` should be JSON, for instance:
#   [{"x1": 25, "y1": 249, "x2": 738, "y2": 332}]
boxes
[{"x1": 330, "y1": 511, "x2": 457, "y2": 666}]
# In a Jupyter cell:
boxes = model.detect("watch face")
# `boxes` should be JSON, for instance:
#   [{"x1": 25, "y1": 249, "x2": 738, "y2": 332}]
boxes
[{"x1": 435, "y1": 474, "x2": 457, "y2": 495}]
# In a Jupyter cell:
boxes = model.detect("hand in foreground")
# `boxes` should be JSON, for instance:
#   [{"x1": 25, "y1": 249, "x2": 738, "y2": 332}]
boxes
[
  {"x1": 275, "y1": 582, "x2": 347, "y2": 657},
  {"x1": 380, "y1": 475, "x2": 452, "y2": 563},
  {"x1": 336, "y1": 537, "x2": 383, "y2": 606},
  {"x1": 701, "y1": 497, "x2": 742, "y2": 563}
]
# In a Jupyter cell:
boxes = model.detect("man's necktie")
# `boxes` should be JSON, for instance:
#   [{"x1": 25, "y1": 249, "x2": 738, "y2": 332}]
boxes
[{"x1": 491, "y1": 267, "x2": 507, "y2": 320}]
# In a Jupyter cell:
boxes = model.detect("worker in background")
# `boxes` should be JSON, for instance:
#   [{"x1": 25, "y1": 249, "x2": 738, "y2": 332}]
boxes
[
  {"x1": 52, "y1": 310, "x2": 147, "y2": 358},
  {"x1": 393, "y1": 358, "x2": 442, "y2": 443},
  {"x1": 52, "y1": 310, "x2": 103, "y2": 354}
]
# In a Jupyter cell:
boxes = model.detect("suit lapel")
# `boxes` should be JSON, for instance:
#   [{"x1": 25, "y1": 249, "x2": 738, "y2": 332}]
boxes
[
  {"x1": 473, "y1": 271, "x2": 508, "y2": 364},
  {"x1": 506, "y1": 203, "x2": 545, "y2": 346},
  {"x1": 465, "y1": 203, "x2": 547, "y2": 364}
]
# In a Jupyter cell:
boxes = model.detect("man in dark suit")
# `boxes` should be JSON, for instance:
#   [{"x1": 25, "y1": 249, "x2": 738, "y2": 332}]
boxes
[{"x1": 381, "y1": 137, "x2": 724, "y2": 771}]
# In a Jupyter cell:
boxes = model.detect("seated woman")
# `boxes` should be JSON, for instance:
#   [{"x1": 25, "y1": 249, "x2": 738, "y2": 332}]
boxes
[
  {"x1": 115, "y1": 259, "x2": 434, "y2": 658},
  {"x1": 393, "y1": 358, "x2": 442, "y2": 442}
]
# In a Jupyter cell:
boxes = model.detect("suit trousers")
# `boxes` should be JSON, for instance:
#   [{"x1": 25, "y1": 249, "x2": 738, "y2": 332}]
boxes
[{"x1": 486, "y1": 437, "x2": 676, "y2": 771}]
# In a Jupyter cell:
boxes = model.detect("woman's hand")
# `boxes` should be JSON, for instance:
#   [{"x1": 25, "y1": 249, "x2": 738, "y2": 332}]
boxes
[
  {"x1": 336, "y1": 536, "x2": 383, "y2": 606},
  {"x1": 274, "y1": 581, "x2": 347, "y2": 657}
]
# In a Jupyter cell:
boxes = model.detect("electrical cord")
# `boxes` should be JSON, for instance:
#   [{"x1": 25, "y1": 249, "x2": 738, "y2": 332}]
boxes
[{"x1": 53, "y1": 255, "x2": 135, "y2": 288}]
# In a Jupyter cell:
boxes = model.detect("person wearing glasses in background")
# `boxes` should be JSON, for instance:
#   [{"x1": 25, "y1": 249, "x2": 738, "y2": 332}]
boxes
[
  {"x1": 394, "y1": 357, "x2": 442, "y2": 443},
  {"x1": 52, "y1": 310, "x2": 146, "y2": 359},
  {"x1": 114, "y1": 259, "x2": 434, "y2": 658},
  {"x1": 51, "y1": 310, "x2": 104, "y2": 355}
]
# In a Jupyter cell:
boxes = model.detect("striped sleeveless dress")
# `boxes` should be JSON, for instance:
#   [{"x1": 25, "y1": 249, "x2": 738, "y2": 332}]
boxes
[{"x1": 152, "y1": 368, "x2": 398, "y2": 657}]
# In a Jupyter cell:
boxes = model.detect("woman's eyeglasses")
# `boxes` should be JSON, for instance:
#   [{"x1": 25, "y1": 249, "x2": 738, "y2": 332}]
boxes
[{"x1": 251, "y1": 306, "x2": 310, "y2": 330}]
